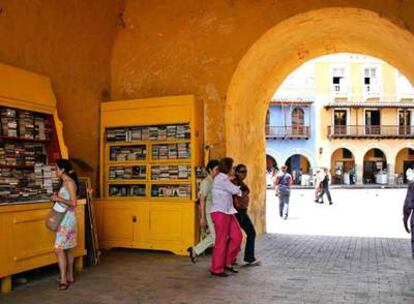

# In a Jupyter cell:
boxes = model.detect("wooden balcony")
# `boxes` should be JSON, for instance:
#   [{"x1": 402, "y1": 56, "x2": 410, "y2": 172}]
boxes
[
  {"x1": 266, "y1": 126, "x2": 310, "y2": 139},
  {"x1": 327, "y1": 125, "x2": 414, "y2": 139}
]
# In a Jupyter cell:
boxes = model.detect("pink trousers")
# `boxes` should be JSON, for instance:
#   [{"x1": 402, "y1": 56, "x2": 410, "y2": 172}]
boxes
[{"x1": 210, "y1": 212, "x2": 242, "y2": 273}]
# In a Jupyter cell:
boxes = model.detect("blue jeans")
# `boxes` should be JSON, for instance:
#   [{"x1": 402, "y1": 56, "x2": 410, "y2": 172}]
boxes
[{"x1": 279, "y1": 190, "x2": 290, "y2": 218}]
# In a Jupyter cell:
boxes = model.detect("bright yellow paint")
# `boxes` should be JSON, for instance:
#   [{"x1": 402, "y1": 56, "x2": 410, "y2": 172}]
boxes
[
  {"x1": 0, "y1": 201, "x2": 86, "y2": 293},
  {"x1": 96, "y1": 95, "x2": 203, "y2": 255},
  {"x1": 0, "y1": 63, "x2": 79, "y2": 293}
]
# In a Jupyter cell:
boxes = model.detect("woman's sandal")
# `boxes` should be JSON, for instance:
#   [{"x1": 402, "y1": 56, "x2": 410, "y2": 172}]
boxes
[{"x1": 58, "y1": 282, "x2": 69, "y2": 290}]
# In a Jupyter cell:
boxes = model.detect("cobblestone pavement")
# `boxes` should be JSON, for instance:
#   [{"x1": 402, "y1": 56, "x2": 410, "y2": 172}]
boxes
[{"x1": 2, "y1": 234, "x2": 414, "y2": 304}]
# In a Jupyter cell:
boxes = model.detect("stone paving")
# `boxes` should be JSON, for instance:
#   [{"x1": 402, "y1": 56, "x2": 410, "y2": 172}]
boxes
[{"x1": 1, "y1": 233, "x2": 414, "y2": 304}]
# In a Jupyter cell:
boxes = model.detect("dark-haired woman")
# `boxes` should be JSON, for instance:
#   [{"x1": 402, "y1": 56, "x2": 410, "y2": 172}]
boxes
[
  {"x1": 233, "y1": 164, "x2": 259, "y2": 266},
  {"x1": 187, "y1": 160, "x2": 220, "y2": 263},
  {"x1": 210, "y1": 157, "x2": 243, "y2": 277},
  {"x1": 50, "y1": 159, "x2": 79, "y2": 290}
]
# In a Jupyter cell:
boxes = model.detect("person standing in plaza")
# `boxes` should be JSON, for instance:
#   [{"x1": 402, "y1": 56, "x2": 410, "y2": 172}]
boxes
[
  {"x1": 50, "y1": 159, "x2": 79, "y2": 290},
  {"x1": 210, "y1": 157, "x2": 243, "y2": 277},
  {"x1": 232, "y1": 164, "x2": 259, "y2": 266},
  {"x1": 314, "y1": 169, "x2": 325, "y2": 203},
  {"x1": 275, "y1": 165, "x2": 293, "y2": 220},
  {"x1": 403, "y1": 172, "x2": 414, "y2": 258},
  {"x1": 317, "y1": 168, "x2": 333, "y2": 205},
  {"x1": 187, "y1": 160, "x2": 219, "y2": 263}
]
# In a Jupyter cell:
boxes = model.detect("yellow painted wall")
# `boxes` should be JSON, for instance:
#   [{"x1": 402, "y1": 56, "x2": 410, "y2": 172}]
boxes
[
  {"x1": 0, "y1": 0, "x2": 125, "y2": 187},
  {"x1": 1, "y1": 1, "x2": 414, "y2": 232}
]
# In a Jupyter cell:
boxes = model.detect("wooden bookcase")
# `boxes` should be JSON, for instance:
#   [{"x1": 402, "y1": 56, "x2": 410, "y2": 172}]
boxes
[
  {"x1": 95, "y1": 95, "x2": 203, "y2": 255},
  {"x1": 0, "y1": 63, "x2": 86, "y2": 294}
]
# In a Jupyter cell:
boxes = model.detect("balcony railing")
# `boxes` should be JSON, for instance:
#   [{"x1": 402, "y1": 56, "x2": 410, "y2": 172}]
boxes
[
  {"x1": 328, "y1": 125, "x2": 414, "y2": 138},
  {"x1": 266, "y1": 126, "x2": 310, "y2": 139}
]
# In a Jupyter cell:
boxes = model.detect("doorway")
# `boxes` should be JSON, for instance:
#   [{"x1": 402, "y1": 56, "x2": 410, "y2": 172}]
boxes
[{"x1": 365, "y1": 110, "x2": 381, "y2": 135}]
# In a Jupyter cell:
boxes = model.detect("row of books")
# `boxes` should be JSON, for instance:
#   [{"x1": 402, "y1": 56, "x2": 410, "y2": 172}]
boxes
[
  {"x1": 0, "y1": 108, "x2": 52, "y2": 140},
  {"x1": 109, "y1": 145, "x2": 147, "y2": 162},
  {"x1": 109, "y1": 184, "x2": 146, "y2": 197},
  {"x1": 0, "y1": 164, "x2": 60, "y2": 202},
  {"x1": 151, "y1": 184, "x2": 191, "y2": 198},
  {"x1": 151, "y1": 143, "x2": 190, "y2": 160},
  {"x1": 109, "y1": 166, "x2": 146, "y2": 180},
  {"x1": 151, "y1": 165, "x2": 191, "y2": 180},
  {"x1": 106, "y1": 124, "x2": 191, "y2": 142},
  {"x1": 0, "y1": 143, "x2": 46, "y2": 167}
]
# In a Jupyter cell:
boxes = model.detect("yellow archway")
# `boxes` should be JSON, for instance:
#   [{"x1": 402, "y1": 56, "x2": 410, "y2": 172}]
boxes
[{"x1": 225, "y1": 7, "x2": 414, "y2": 233}]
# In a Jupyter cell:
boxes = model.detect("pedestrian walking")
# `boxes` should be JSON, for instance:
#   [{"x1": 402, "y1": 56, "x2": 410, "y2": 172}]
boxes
[
  {"x1": 232, "y1": 164, "x2": 259, "y2": 266},
  {"x1": 314, "y1": 169, "x2": 324, "y2": 203},
  {"x1": 403, "y1": 173, "x2": 414, "y2": 259},
  {"x1": 187, "y1": 160, "x2": 219, "y2": 263},
  {"x1": 275, "y1": 165, "x2": 292, "y2": 220},
  {"x1": 317, "y1": 168, "x2": 333, "y2": 205},
  {"x1": 210, "y1": 157, "x2": 243, "y2": 277}
]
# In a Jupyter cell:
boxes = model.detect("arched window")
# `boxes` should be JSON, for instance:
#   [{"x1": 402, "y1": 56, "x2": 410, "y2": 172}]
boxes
[{"x1": 291, "y1": 107, "x2": 304, "y2": 135}]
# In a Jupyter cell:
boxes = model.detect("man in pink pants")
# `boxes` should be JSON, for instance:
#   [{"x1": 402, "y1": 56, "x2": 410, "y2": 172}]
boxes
[{"x1": 210, "y1": 157, "x2": 243, "y2": 277}]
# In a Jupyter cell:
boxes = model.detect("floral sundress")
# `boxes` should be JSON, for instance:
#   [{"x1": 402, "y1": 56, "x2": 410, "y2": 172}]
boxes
[{"x1": 54, "y1": 185, "x2": 77, "y2": 250}]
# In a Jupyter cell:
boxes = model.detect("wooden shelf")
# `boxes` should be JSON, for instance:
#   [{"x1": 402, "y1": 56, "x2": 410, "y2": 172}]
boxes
[
  {"x1": 0, "y1": 164, "x2": 35, "y2": 170},
  {"x1": 106, "y1": 139, "x2": 191, "y2": 146},
  {"x1": 150, "y1": 180, "x2": 192, "y2": 184},
  {"x1": 107, "y1": 179, "x2": 147, "y2": 184},
  {"x1": 106, "y1": 141, "x2": 148, "y2": 147},
  {"x1": 0, "y1": 135, "x2": 50, "y2": 143},
  {"x1": 150, "y1": 159, "x2": 191, "y2": 164},
  {"x1": 107, "y1": 160, "x2": 147, "y2": 166}
]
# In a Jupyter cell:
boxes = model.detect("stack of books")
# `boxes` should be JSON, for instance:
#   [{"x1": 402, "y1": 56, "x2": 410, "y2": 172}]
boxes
[
  {"x1": 131, "y1": 127, "x2": 142, "y2": 141},
  {"x1": 0, "y1": 142, "x2": 46, "y2": 167},
  {"x1": 0, "y1": 147, "x2": 5, "y2": 165},
  {"x1": 106, "y1": 128, "x2": 128, "y2": 142},
  {"x1": 151, "y1": 165, "x2": 190, "y2": 180},
  {"x1": 1, "y1": 108, "x2": 18, "y2": 137},
  {"x1": 109, "y1": 184, "x2": 146, "y2": 197},
  {"x1": 18, "y1": 111, "x2": 35, "y2": 139},
  {"x1": 34, "y1": 116, "x2": 46, "y2": 140},
  {"x1": 110, "y1": 145, "x2": 146, "y2": 161},
  {"x1": 151, "y1": 184, "x2": 191, "y2": 198},
  {"x1": 177, "y1": 143, "x2": 190, "y2": 159},
  {"x1": 109, "y1": 166, "x2": 146, "y2": 180},
  {"x1": 105, "y1": 124, "x2": 191, "y2": 143}
]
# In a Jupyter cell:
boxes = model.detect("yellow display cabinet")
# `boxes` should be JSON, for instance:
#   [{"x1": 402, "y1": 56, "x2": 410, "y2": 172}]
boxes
[
  {"x1": 0, "y1": 63, "x2": 86, "y2": 293},
  {"x1": 96, "y1": 95, "x2": 203, "y2": 255}
]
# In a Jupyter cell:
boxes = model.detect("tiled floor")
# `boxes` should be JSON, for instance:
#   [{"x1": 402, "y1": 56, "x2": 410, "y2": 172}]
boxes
[{"x1": 1, "y1": 234, "x2": 414, "y2": 304}]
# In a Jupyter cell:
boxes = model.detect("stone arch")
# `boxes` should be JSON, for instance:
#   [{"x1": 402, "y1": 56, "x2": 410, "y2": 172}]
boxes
[
  {"x1": 266, "y1": 148, "x2": 282, "y2": 168},
  {"x1": 360, "y1": 143, "x2": 393, "y2": 166},
  {"x1": 329, "y1": 147, "x2": 356, "y2": 185},
  {"x1": 225, "y1": 7, "x2": 414, "y2": 232},
  {"x1": 282, "y1": 148, "x2": 316, "y2": 169}
]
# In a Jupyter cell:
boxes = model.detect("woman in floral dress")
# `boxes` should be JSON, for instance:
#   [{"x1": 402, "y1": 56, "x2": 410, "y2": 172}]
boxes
[{"x1": 50, "y1": 159, "x2": 79, "y2": 290}]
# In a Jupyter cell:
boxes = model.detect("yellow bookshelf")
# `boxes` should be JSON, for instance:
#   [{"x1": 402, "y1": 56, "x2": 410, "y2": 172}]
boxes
[{"x1": 96, "y1": 95, "x2": 203, "y2": 255}]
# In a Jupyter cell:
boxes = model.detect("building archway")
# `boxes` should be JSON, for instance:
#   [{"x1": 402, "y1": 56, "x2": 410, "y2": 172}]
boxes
[
  {"x1": 225, "y1": 7, "x2": 414, "y2": 232},
  {"x1": 285, "y1": 154, "x2": 310, "y2": 185},
  {"x1": 395, "y1": 148, "x2": 414, "y2": 183},
  {"x1": 363, "y1": 148, "x2": 387, "y2": 184},
  {"x1": 330, "y1": 148, "x2": 355, "y2": 185},
  {"x1": 266, "y1": 154, "x2": 277, "y2": 172}
]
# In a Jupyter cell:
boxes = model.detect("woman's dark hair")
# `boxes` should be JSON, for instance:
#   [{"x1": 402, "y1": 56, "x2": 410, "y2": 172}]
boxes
[
  {"x1": 235, "y1": 164, "x2": 247, "y2": 173},
  {"x1": 56, "y1": 159, "x2": 79, "y2": 194},
  {"x1": 206, "y1": 159, "x2": 219, "y2": 173},
  {"x1": 218, "y1": 157, "x2": 234, "y2": 174}
]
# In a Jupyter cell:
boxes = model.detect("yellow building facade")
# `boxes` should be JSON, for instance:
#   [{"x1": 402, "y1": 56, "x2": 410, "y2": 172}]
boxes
[{"x1": 313, "y1": 55, "x2": 414, "y2": 185}]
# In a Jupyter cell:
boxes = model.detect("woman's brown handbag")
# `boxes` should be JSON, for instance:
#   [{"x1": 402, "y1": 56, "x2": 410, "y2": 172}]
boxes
[{"x1": 45, "y1": 203, "x2": 67, "y2": 232}]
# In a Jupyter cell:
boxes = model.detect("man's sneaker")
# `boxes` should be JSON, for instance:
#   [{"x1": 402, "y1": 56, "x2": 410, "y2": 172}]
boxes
[
  {"x1": 283, "y1": 216, "x2": 288, "y2": 220},
  {"x1": 329, "y1": 202, "x2": 333, "y2": 205}
]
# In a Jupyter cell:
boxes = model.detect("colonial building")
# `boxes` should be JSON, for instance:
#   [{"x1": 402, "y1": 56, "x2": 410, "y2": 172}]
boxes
[{"x1": 266, "y1": 54, "x2": 414, "y2": 185}]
